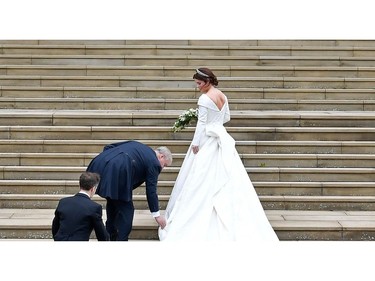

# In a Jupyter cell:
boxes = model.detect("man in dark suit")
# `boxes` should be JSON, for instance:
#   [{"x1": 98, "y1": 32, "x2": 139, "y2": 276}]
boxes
[
  {"x1": 52, "y1": 172, "x2": 109, "y2": 241},
  {"x1": 86, "y1": 140, "x2": 173, "y2": 241}
]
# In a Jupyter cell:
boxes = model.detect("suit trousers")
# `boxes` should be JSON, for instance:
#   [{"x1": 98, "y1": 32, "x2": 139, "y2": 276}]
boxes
[{"x1": 105, "y1": 198, "x2": 134, "y2": 241}]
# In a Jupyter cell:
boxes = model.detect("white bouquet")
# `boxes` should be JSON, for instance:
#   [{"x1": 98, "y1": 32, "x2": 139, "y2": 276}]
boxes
[{"x1": 172, "y1": 108, "x2": 198, "y2": 132}]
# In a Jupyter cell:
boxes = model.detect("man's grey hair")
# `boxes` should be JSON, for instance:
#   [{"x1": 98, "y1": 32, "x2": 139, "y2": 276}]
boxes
[{"x1": 155, "y1": 146, "x2": 173, "y2": 166}]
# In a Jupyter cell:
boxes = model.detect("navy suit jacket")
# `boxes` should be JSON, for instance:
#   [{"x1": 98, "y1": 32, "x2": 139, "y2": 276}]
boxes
[
  {"x1": 86, "y1": 140, "x2": 162, "y2": 213},
  {"x1": 52, "y1": 193, "x2": 109, "y2": 241}
]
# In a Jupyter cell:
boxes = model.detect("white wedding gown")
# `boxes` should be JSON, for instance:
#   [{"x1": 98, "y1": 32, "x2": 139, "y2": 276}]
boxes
[{"x1": 159, "y1": 94, "x2": 279, "y2": 241}]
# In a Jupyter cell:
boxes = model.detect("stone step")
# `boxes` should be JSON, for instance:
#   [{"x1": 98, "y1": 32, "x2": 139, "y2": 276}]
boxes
[
  {"x1": 3, "y1": 65, "x2": 375, "y2": 78},
  {"x1": 1, "y1": 179, "x2": 375, "y2": 196},
  {"x1": 1, "y1": 152, "x2": 374, "y2": 168},
  {"x1": 2, "y1": 54, "x2": 375, "y2": 67},
  {"x1": 1, "y1": 194, "x2": 375, "y2": 211},
  {"x1": 3, "y1": 44, "x2": 375, "y2": 56},
  {"x1": 0, "y1": 165, "x2": 374, "y2": 182},
  {"x1": 3, "y1": 86, "x2": 375, "y2": 100},
  {"x1": 0, "y1": 40, "x2": 187, "y2": 46},
  {"x1": 0, "y1": 139, "x2": 373, "y2": 154},
  {"x1": 1, "y1": 97, "x2": 375, "y2": 111},
  {"x1": 2, "y1": 40, "x2": 375, "y2": 47},
  {"x1": 0, "y1": 125, "x2": 375, "y2": 141},
  {"x1": 241, "y1": 153, "x2": 375, "y2": 168},
  {"x1": 2, "y1": 110, "x2": 375, "y2": 126},
  {"x1": 3, "y1": 178, "x2": 375, "y2": 197},
  {"x1": 2, "y1": 74, "x2": 375, "y2": 88},
  {"x1": 1, "y1": 208, "x2": 375, "y2": 240},
  {"x1": 255, "y1": 182, "x2": 375, "y2": 196}
]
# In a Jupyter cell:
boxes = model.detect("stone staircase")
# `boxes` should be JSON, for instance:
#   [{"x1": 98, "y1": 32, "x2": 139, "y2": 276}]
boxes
[{"x1": 1, "y1": 40, "x2": 375, "y2": 241}]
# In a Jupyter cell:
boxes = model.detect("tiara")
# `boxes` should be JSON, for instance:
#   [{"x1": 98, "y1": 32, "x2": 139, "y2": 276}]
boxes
[{"x1": 196, "y1": 68, "x2": 209, "y2": 78}]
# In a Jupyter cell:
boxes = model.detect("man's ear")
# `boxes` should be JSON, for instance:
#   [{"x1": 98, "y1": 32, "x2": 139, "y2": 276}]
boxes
[{"x1": 90, "y1": 185, "x2": 96, "y2": 194}]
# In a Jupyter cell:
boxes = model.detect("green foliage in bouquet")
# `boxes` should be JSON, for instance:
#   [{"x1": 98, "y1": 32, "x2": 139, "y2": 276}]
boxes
[{"x1": 172, "y1": 108, "x2": 198, "y2": 132}]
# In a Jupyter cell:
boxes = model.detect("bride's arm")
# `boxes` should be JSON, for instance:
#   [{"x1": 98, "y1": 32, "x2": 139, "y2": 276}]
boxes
[
  {"x1": 191, "y1": 105, "x2": 208, "y2": 153},
  {"x1": 223, "y1": 102, "x2": 230, "y2": 124}
]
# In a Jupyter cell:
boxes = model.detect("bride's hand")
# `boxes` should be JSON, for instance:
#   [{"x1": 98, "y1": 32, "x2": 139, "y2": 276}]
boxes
[{"x1": 192, "y1": 145, "x2": 199, "y2": 154}]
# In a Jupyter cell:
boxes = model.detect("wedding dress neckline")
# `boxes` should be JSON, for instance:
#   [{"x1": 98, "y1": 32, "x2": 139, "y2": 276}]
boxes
[{"x1": 202, "y1": 94, "x2": 227, "y2": 111}]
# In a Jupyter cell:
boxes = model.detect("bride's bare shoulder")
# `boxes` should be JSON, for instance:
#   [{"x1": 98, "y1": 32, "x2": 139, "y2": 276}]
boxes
[{"x1": 215, "y1": 89, "x2": 226, "y2": 101}]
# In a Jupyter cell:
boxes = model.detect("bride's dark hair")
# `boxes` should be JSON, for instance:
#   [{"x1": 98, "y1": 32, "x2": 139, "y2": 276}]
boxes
[{"x1": 193, "y1": 68, "x2": 219, "y2": 86}]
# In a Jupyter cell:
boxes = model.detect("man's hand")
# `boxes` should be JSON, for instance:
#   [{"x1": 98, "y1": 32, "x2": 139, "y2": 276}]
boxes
[{"x1": 155, "y1": 215, "x2": 167, "y2": 229}]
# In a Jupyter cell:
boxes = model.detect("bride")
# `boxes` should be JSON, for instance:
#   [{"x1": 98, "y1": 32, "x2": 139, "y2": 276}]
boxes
[{"x1": 159, "y1": 68, "x2": 279, "y2": 241}]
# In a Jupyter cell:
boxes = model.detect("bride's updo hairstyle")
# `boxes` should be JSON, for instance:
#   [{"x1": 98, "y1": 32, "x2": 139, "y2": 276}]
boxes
[{"x1": 193, "y1": 68, "x2": 219, "y2": 86}]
